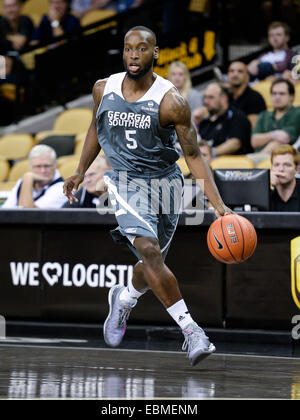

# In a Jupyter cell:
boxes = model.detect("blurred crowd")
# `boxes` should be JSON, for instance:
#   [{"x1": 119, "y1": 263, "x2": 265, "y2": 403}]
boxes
[{"x1": 0, "y1": 2, "x2": 299, "y2": 212}]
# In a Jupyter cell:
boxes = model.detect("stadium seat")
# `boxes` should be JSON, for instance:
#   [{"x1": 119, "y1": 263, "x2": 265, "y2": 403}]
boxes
[
  {"x1": 22, "y1": 12, "x2": 43, "y2": 27},
  {"x1": 0, "y1": 83, "x2": 18, "y2": 101},
  {"x1": 0, "y1": 181, "x2": 16, "y2": 191},
  {"x1": 189, "y1": 0, "x2": 209, "y2": 13},
  {"x1": 56, "y1": 155, "x2": 77, "y2": 168},
  {"x1": 74, "y1": 138, "x2": 85, "y2": 155},
  {"x1": 210, "y1": 155, "x2": 255, "y2": 170},
  {"x1": 21, "y1": 0, "x2": 49, "y2": 16},
  {"x1": 177, "y1": 157, "x2": 190, "y2": 177},
  {"x1": 58, "y1": 157, "x2": 80, "y2": 179},
  {"x1": 256, "y1": 157, "x2": 272, "y2": 169},
  {"x1": 8, "y1": 159, "x2": 30, "y2": 182},
  {"x1": 0, "y1": 134, "x2": 34, "y2": 160},
  {"x1": 252, "y1": 81, "x2": 273, "y2": 110},
  {"x1": 0, "y1": 157, "x2": 10, "y2": 182},
  {"x1": 35, "y1": 108, "x2": 93, "y2": 142},
  {"x1": 81, "y1": 10, "x2": 116, "y2": 27},
  {"x1": 294, "y1": 84, "x2": 300, "y2": 107}
]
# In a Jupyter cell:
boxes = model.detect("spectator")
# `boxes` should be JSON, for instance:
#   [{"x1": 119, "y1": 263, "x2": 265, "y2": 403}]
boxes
[
  {"x1": 198, "y1": 83, "x2": 252, "y2": 157},
  {"x1": 62, "y1": 156, "x2": 111, "y2": 208},
  {"x1": 227, "y1": 61, "x2": 267, "y2": 129},
  {"x1": 194, "y1": 61, "x2": 267, "y2": 129},
  {"x1": 72, "y1": 0, "x2": 143, "y2": 14},
  {"x1": 71, "y1": 0, "x2": 119, "y2": 16},
  {"x1": 2, "y1": 144, "x2": 67, "y2": 209},
  {"x1": 0, "y1": 0, "x2": 34, "y2": 80},
  {"x1": 167, "y1": 61, "x2": 203, "y2": 113},
  {"x1": 247, "y1": 21, "x2": 294, "y2": 81},
  {"x1": 270, "y1": 144, "x2": 300, "y2": 211},
  {"x1": 250, "y1": 79, "x2": 300, "y2": 159},
  {"x1": 31, "y1": 0, "x2": 81, "y2": 45}
]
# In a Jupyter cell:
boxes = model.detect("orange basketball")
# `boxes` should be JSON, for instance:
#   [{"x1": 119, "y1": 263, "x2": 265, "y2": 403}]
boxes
[{"x1": 207, "y1": 214, "x2": 257, "y2": 264}]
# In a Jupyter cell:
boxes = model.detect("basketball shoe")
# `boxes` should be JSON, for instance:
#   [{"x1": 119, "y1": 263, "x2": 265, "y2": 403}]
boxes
[
  {"x1": 182, "y1": 322, "x2": 216, "y2": 366},
  {"x1": 103, "y1": 285, "x2": 136, "y2": 347}
]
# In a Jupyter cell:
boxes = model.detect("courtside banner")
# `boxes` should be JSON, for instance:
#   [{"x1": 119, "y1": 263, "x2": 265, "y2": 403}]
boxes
[
  {"x1": 0, "y1": 224, "x2": 223, "y2": 326},
  {"x1": 291, "y1": 237, "x2": 300, "y2": 310}
]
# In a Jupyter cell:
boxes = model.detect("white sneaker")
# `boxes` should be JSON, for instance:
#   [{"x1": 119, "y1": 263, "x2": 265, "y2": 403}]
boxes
[
  {"x1": 103, "y1": 285, "x2": 136, "y2": 347},
  {"x1": 182, "y1": 322, "x2": 216, "y2": 366}
]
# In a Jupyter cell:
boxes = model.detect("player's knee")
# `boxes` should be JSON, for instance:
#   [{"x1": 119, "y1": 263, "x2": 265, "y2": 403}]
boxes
[{"x1": 136, "y1": 239, "x2": 162, "y2": 264}]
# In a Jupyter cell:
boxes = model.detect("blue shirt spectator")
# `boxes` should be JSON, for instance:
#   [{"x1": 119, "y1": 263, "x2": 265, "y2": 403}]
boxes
[{"x1": 32, "y1": 0, "x2": 81, "y2": 45}]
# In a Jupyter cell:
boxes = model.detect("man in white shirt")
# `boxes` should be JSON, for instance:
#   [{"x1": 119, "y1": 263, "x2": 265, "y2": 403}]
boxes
[
  {"x1": 2, "y1": 144, "x2": 67, "y2": 209},
  {"x1": 248, "y1": 22, "x2": 294, "y2": 81}
]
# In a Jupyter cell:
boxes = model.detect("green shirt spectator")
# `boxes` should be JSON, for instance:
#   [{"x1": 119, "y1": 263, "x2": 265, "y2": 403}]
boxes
[
  {"x1": 252, "y1": 105, "x2": 300, "y2": 152},
  {"x1": 251, "y1": 79, "x2": 300, "y2": 154}
]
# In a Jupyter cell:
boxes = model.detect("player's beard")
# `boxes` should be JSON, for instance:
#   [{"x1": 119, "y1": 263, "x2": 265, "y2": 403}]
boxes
[{"x1": 124, "y1": 54, "x2": 154, "y2": 80}]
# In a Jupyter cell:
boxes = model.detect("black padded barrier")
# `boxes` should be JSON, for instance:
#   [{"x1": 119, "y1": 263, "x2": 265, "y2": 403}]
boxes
[{"x1": 0, "y1": 210, "x2": 299, "y2": 330}]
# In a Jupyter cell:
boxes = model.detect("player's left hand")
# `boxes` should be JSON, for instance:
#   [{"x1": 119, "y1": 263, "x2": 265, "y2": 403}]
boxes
[
  {"x1": 63, "y1": 173, "x2": 84, "y2": 204},
  {"x1": 214, "y1": 204, "x2": 234, "y2": 218}
]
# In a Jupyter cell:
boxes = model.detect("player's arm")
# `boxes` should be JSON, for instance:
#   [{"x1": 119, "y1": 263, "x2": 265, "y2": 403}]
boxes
[
  {"x1": 160, "y1": 90, "x2": 232, "y2": 217},
  {"x1": 63, "y1": 80, "x2": 105, "y2": 204}
]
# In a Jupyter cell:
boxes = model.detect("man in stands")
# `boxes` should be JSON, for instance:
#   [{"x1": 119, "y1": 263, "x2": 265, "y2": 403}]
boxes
[
  {"x1": 2, "y1": 144, "x2": 67, "y2": 209},
  {"x1": 251, "y1": 79, "x2": 300, "y2": 158},
  {"x1": 227, "y1": 61, "x2": 266, "y2": 129},
  {"x1": 62, "y1": 155, "x2": 111, "y2": 208},
  {"x1": 0, "y1": 0, "x2": 34, "y2": 79},
  {"x1": 197, "y1": 83, "x2": 252, "y2": 158},
  {"x1": 193, "y1": 62, "x2": 266, "y2": 130},
  {"x1": 270, "y1": 144, "x2": 300, "y2": 211},
  {"x1": 31, "y1": 0, "x2": 80, "y2": 45},
  {"x1": 247, "y1": 21, "x2": 294, "y2": 81}
]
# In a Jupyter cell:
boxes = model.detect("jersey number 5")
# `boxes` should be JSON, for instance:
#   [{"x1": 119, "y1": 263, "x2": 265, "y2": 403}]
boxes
[{"x1": 125, "y1": 130, "x2": 137, "y2": 149}]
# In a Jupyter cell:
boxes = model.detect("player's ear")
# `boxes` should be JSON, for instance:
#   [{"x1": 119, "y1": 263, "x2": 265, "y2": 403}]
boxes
[{"x1": 154, "y1": 46, "x2": 159, "y2": 60}]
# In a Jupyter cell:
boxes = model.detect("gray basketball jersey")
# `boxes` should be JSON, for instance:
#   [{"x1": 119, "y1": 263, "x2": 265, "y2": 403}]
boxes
[{"x1": 96, "y1": 72, "x2": 179, "y2": 177}]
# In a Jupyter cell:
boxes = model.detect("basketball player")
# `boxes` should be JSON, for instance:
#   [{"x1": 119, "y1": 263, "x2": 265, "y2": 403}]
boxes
[{"x1": 64, "y1": 26, "x2": 232, "y2": 366}]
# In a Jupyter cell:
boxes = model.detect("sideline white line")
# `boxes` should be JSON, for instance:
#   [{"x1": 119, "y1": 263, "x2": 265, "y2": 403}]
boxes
[{"x1": 0, "y1": 342, "x2": 299, "y2": 361}]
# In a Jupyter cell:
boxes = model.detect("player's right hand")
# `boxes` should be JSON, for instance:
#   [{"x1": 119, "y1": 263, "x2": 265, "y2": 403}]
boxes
[{"x1": 63, "y1": 173, "x2": 84, "y2": 204}]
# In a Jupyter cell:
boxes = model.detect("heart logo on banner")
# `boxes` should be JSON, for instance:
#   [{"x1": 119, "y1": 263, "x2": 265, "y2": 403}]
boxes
[{"x1": 42, "y1": 262, "x2": 62, "y2": 286}]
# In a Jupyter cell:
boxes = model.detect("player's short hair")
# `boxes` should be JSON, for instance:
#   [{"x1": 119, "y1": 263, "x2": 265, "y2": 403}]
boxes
[
  {"x1": 126, "y1": 26, "x2": 157, "y2": 45},
  {"x1": 271, "y1": 78, "x2": 295, "y2": 96},
  {"x1": 268, "y1": 21, "x2": 290, "y2": 36},
  {"x1": 271, "y1": 144, "x2": 300, "y2": 167},
  {"x1": 29, "y1": 145, "x2": 57, "y2": 165}
]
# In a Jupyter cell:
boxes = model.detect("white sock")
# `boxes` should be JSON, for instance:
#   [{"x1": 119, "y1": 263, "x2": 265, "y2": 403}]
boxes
[
  {"x1": 167, "y1": 299, "x2": 194, "y2": 330},
  {"x1": 119, "y1": 279, "x2": 147, "y2": 306}
]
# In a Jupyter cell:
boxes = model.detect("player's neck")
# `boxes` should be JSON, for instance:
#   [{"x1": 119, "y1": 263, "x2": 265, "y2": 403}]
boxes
[{"x1": 123, "y1": 72, "x2": 156, "y2": 101}]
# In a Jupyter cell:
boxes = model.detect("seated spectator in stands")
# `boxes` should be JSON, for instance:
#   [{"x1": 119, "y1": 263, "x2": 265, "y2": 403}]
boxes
[
  {"x1": 167, "y1": 61, "x2": 203, "y2": 113},
  {"x1": 193, "y1": 61, "x2": 267, "y2": 129},
  {"x1": 62, "y1": 156, "x2": 110, "y2": 208},
  {"x1": 270, "y1": 144, "x2": 300, "y2": 211},
  {"x1": 247, "y1": 21, "x2": 294, "y2": 81},
  {"x1": 31, "y1": 0, "x2": 81, "y2": 45},
  {"x1": 227, "y1": 61, "x2": 267, "y2": 129},
  {"x1": 197, "y1": 83, "x2": 252, "y2": 157},
  {"x1": 0, "y1": 0, "x2": 34, "y2": 80},
  {"x1": 2, "y1": 144, "x2": 67, "y2": 209},
  {"x1": 251, "y1": 79, "x2": 300, "y2": 158},
  {"x1": 71, "y1": 0, "x2": 112, "y2": 16},
  {"x1": 73, "y1": 0, "x2": 143, "y2": 14}
]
